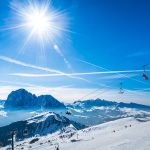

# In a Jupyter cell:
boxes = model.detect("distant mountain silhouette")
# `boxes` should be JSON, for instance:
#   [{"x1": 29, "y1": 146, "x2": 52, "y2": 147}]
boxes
[
  {"x1": 4, "y1": 89, "x2": 65, "y2": 109},
  {"x1": 68, "y1": 99, "x2": 150, "y2": 110}
]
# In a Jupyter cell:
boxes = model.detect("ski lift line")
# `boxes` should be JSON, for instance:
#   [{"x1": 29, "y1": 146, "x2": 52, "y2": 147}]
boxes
[
  {"x1": 93, "y1": 69, "x2": 149, "y2": 98},
  {"x1": 63, "y1": 70, "x2": 150, "y2": 76},
  {"x1": 79, "y1": 80, "x2": 124, "y2": 100},
  {"x1": 84, "y1": 89, "x2": 109, "y2": 100},
  {"x1": 99, "y1": 66, "x2": 150, "y2": 86},
  {"x1": 92, "y1": 89, "x2": 111, "y2": 99},
  {"x1": 135, "y1": 87, "x2": 150, "y2": 91},
  {"x1": 78, "y1": 79, "x2": 114, "y2": 100},
  {"x1": 77, "y1": 60, "x2": 150, "y2": 101},
  {"x1": 77, "y1": 59, "x2": 150, "y2": 74},
  {"x1": 91, "y1": 85, "x2": 129, "y2": 100},
  {"x1": 125, "y1": 88, "x2": 146, "y2": 96},
  {"x1": 79, "y1": 59, "x2": 150, "y2": 86},
  {"x1": 79, "y1": 84, "x2": 113, "y2": 100},
  {"x1": 115, "y1": 87, "x2": 146, "y2": 98},
  {"x1": 86, "y1": 83, "x2": 120, "y2": 99},
  {"x1": 80, "y1": 80, "x2": 147, "y2": 101},
  {"x1": 91, "y1": 88, "x2": 116, "y2": 100}
]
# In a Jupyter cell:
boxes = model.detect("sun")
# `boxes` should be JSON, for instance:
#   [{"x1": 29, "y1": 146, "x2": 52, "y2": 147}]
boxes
[
  {"x1": 8, "y1": 0, "x2": 69, "y2": 47},
  {"x1": 25, "y1": 9, "x2": 50, "y2": 37},
  {"x1": 2, "y1": 0, "x2": 72, "y2": 67}
]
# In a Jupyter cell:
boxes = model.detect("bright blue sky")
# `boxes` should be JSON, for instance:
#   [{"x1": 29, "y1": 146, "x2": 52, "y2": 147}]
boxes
[{"x1": 0, "y1": 0, "x2": 150, "y2": 104}]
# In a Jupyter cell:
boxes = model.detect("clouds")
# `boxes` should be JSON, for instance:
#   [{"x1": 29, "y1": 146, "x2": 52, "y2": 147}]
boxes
[
  {"x1": 0, "y1": 55, "x2": 66, "y2": 74},
  {"x1": 1, "y1": 55, "x2": 148, "y2": 79},
  {"x1": 0, "y1": 85, "x2": 150, "y2": 105},
  {"x1": 99, "y1": 74, "x2": 138, "y2": 79},
  {"x1": 0, "y1": 55, "x2": 88, "y2": 82},
  {"x1": 9, "y1": 70, "x2": 148, "y2": 78},
  {"x1": 128, "y1": 51, "x2": 150, "y2": 57},
  {"x1": 0, "y1": 55, "x2": 150, "y2": 105}
]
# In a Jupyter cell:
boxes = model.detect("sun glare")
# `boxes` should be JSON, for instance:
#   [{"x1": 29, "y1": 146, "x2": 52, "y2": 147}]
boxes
[
  {"x1": 25, "y1": 9, "x2": 50, "y2": 37},
  {"x1": 3, "y1": 0, "x2": 71, "y2": 68},
  {"x1": 8, "y1": 0, "x2": 69, "y2": 47}
]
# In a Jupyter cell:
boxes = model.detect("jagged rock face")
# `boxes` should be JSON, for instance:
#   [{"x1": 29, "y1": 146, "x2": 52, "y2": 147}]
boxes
[
  {"x1": 4, "y1": 89, "x2": 37, "y2": 108},
  {"x1": 37, "y1": 95, "x2": 65, "y2": 108},
  {"x1": 0, "y1": 112, "x2": 86, "y2": 147},
  {"x1": 4, "y1": 89, "x2": 65, "y2": 109}
]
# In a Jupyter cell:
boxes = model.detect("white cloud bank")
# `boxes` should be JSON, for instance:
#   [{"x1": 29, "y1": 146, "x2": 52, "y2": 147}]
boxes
[{"x1": 0, "y1": 85, "x2": 150, "y2": 105}]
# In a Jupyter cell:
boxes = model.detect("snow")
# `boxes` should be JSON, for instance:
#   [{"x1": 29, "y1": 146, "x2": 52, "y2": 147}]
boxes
[
  {"x1": 0, "y1": 110, "x2": 7, "y2": 117},
  {"x1": 27, "y1": 112, "x2": 55, "y2": 124},
  {"x1": 2, "y1": 117, "x2": 150, "y2": 150},
  {"x1": 66, "y1": 106, "x2": 150, "y2": 126}
]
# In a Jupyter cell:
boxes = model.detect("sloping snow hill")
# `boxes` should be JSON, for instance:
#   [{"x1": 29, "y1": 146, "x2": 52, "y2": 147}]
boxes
[
  {"x1": 1, "y1": 117, "x2": 150, "y2": 150},
  {"x1": 0, "y1": 112, "x2": 85, "y2": 147}
]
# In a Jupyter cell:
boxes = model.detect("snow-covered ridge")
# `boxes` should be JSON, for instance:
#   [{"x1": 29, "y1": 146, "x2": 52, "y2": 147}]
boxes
[
  {"x1": 2, "y1": 117, "x2": 150, "y2": 150},
  {"x1": 0, "y1": 112, "x2": 85, "y2": 147},
  {"x1": 68, "y1": 99, "x2": 150, "y2": 110},
  {"x1": 65, "y1": 99, "x2": 150, "y2": 126}
]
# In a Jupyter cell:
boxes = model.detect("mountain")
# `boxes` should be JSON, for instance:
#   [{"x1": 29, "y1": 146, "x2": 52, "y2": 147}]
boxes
[
  {"x1": 4, "y1": 89, "x2": 65, "y2": 109},
  {"x1": 2, "y1": 117, "x2": 150, "y2": 150},
  {"x1": 0, "y1": 112, "x2": 86, "y2": 147},
  {"x1": 66, "y1": 99, "x2": 150, "y2": 126},
  {"x1": 0, "y1": 100, "x2": 5, "y2": 109},
  {"x1": 37, "y1": 95, "x2": 65, "y2": 108},
  {"x1": 68, "y1": 99, "x2": 150, "y2": 110},
  {"x1": 0, "y1": 100, "x2": 5, "y2": 106}
]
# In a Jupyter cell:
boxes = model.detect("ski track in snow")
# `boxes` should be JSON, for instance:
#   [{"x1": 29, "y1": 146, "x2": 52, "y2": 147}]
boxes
[{"x1": 1, "y1": 117, "x2": 150, "y2": 150}]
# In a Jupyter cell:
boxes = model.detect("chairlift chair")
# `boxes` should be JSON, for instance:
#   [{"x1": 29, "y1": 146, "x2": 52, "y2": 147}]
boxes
[
  {"x1": 65, "y1": 110, "x2": 72, "y2": 115},
  {"x1": 119, "y1": 82, "x2": 124, "y2": 94},
  {"x1": 142, "y1": 65, "x2": 149, "y2": 80}
]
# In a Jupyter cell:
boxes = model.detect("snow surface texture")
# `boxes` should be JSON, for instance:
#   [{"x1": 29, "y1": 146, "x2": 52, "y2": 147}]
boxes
[
  {"x1": 0, "y1": 112, "x2": 85, "y2": 147},
  {"x1": 66, "y1": 100, "x2": 150, "y2": 126},
  {"x1": 1, "y1": 117, "x2": 150, "y2": 150}
]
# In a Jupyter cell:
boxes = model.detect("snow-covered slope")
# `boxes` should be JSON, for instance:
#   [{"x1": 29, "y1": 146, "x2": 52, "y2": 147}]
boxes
[
  {"x1": 0, "y1": 112, "x2": 85, "y2": 147},
  {"x1": 66, "y1": 99, "x2": 150, "y2": 126},
  {"x1": 68, "y1": 99, "x2": 150, "y2": 110},
  {"x1": 2, "y1": 117, "x2": 150, "y2": 150},
  {"x1": 4, "y1": 89, "x2": 65, "y2": 109}
]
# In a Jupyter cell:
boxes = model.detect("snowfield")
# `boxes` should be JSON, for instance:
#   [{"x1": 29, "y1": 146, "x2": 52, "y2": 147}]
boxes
[{"x1": 1, "y1": 117, "x2": 150, "y2": 150}]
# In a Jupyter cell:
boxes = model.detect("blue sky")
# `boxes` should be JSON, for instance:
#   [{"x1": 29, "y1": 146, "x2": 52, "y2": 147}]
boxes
[{"x1": 0, "y1": 0, "x2": 150, "y2": 104}]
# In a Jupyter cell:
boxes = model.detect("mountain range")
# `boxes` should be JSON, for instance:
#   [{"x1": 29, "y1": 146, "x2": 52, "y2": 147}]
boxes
[
  {"x1": 3, "y1": 89, "x2": 150, "y2": 111},
  {"x1": 1, "y1": 88, "x2": 150, "y2": 148},
  {"x1": 4, "y1": 89, "x2": 65, "y2": 109}
]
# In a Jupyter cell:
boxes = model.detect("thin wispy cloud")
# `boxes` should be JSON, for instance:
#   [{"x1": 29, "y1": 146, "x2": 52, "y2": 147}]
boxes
[
  {"x1": 99, "y1": 74, "x2": 138, "y2": 79},
  {"x1": 128, "y1": 51, "x2": 150, "y2": 57},
  {"x1": 76, "y1": 59, "x2": 150, "y2": 87},
  {"x1": 77, "y1": 59, "x2": 107, "y2": 71},
  {"x1": 0, "y1": 55, "x2": 88, "y2": 82},
  {"x1": 0, "y1": 55, "x2": 67, "y2": 74},
  {"x1": 9, "y1": 70, "x2": 149, "y2": 77}
]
